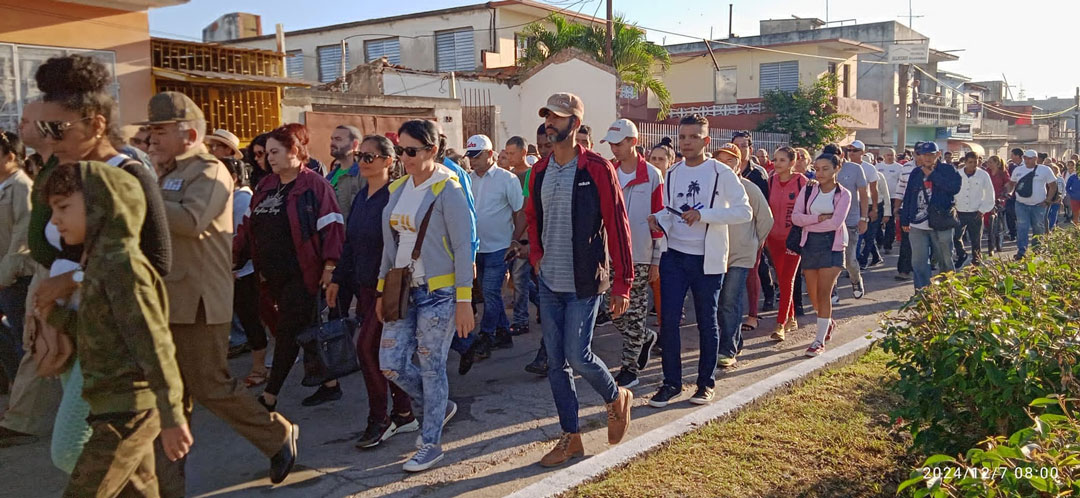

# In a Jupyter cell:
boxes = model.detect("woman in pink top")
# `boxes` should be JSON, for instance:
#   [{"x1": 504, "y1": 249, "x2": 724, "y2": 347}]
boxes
[
  {"x1": 791, "y1": 153, "x2": 851, "y2": 357},
  {"x1": 764, "y1": 147, "x2": 809, "y2": 340}
]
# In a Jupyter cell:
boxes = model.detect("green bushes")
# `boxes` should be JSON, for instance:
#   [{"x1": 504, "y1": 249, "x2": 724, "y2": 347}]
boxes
[{"x1": 881, "y1": 227, "x2": 1080, "y2": 454}]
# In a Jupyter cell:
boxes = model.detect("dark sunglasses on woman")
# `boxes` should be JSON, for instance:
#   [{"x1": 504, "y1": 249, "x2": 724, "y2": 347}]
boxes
[
  {"x1": 35, "y1": 117, "x2": 93, "y2": 141},
  {"x1": 355, "y1": 152, "x2": 390, "y2": 164},
  {"x1": 394, "y1": 145, "x2": 432, "y2": 157}
]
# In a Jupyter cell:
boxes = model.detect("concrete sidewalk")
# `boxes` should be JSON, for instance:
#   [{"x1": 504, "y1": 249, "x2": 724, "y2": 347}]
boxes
[{"x1": 0, "y1": 244, "x2": 1009, "y2": 498}]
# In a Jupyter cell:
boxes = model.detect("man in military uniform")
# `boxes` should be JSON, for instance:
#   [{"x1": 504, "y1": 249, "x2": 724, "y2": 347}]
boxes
[{"x1": 143, "y1": 92, "x2": 298, "y2": 494}]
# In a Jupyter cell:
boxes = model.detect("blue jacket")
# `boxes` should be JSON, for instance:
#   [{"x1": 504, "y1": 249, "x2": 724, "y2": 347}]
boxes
[
  {"x1": 442, "y1": 157, "x2": 479, "y2": 254},
  {"x1": 900, "y1": 162, "x2": 962, "y2": 228},
  {"x1": 1066, "y1": 174, "x2": 1080, "y2": 201}
]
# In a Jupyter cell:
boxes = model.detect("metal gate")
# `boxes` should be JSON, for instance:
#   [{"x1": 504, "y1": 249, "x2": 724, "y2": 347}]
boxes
[{"x1": 462, "y1": 88, "x2": 495, "y2": 144}]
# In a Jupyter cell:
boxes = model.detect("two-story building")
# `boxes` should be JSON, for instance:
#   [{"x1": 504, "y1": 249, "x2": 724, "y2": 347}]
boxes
[
  {"x1": 224, "y1": 1, "x2": 604, "y2": 83},
  {"x1": 0, "y1": 0, "x2": 187, "y2": 130}
]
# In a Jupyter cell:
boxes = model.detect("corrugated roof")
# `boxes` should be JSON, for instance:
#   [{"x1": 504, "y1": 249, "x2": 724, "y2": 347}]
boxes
[{"x1": 153, "y1": 67, "x2": 310, "y2": 87}]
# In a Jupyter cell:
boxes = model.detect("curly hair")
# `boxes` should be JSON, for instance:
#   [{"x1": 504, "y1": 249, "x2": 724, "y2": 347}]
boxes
[
  {"x1": 42, "y1": 162, "x2": 83, "y2": 199},
  {"x1": 34, "y1": 55, "x2": 120, "y2": 144}
]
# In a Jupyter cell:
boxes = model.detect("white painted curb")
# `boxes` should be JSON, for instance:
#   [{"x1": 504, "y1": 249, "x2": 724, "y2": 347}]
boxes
[{"x1": 508, "y1": 330, "x2": 886, "y2": 498}]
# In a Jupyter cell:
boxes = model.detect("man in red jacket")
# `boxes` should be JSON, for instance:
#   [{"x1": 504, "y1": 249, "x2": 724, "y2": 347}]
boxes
[{"x1": 526, "y1": 93, "x2": 634, "y2": 468}]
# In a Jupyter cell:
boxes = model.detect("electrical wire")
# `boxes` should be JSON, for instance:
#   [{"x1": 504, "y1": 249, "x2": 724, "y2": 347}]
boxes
[{"x1": 911, "y1": 65, "x2": 1076, "y2": 120}]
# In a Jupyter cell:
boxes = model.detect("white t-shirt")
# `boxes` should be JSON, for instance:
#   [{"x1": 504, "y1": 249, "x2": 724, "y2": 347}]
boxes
[
  {"x1": 878, "y1": 161, "x2": 904, "y2": 200},
  {"x1": 1011, "y1": 164, "x2": 1056, "y2": 205},
  {"x1": 617, "y1": 167, "x2": 636, "y2": 188},
  {"x1": 666, "y1": 159, "x2": 719, "y2": 255},
  {"x1": 470, "y1": 166, "x2": 524, "y2": 253},
  {"x1": 390, "y1": 168, "x2": 451, "y2": 284},
  {"x1": 861, "y1": 161, "x2": 878, "y2": 187},
  {"x1": 810, "y1": 188, "x2": 835, "y2": 215}
]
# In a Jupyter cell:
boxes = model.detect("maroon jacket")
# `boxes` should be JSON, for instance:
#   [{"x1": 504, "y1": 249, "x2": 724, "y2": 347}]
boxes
[
  {"x1": 234, "y1": 166, "x2": 344, "y2": 295},
  {"x1": 525, "y1": 144, "x2": 634, "y2": 299}
]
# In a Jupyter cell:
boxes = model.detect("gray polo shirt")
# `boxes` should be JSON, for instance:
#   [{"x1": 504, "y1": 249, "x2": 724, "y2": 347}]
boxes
[
  {"x1": 838, "y1": 161, "x2": 869, "y2": 227},
  {"x1": 539, "y1": 155, "x2": 578, "y2": 293}
]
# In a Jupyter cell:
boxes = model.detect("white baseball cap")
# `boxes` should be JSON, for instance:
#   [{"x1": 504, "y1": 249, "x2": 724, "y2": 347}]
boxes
[
  {"x1": 464, "y1": 134, "x2": 493, "y2": 158},
  {"x1": 1024, "y1": 149, "x2": 1039, "y2": 158},
  {"x1": 601, "y1": 119, "x2": 639, "y2": 144},
  {"x1": 849, "y1": 140, "x2": 866, "y2": 151}
]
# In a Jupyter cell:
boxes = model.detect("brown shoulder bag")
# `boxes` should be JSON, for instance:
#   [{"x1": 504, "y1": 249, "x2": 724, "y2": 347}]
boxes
[{"x1": 381, "y1": 203, "x2": 435, "y2": 322}]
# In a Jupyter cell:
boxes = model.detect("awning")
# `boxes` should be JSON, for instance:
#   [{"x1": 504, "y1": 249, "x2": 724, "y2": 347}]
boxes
[
  {"x1": 949, "y1": 140, "x2": 985, "y2": 156},
  {"x1": 152, "y1": 68, "x2": 311, "y2": 88}
]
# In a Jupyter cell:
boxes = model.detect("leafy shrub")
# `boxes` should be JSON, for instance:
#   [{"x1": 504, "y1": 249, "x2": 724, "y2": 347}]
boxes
[
  {"x1": 881, "y1": 228, "x2": 1080, "y2": 454},
  {"x1": 898, "y1": 395, "x2": 1080, "y2": 497}
]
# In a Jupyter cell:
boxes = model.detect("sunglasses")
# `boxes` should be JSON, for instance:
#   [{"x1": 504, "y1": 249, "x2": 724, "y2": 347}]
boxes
[
  {"x1": 35, "y1": 117, "x2": 93, "y2": 141},
  {"x1": 356, "y1": 153, "x2": 390, "y2": 164},
  {"x1": 395, "y1": 145, "x2": 433, "y2": 157}
]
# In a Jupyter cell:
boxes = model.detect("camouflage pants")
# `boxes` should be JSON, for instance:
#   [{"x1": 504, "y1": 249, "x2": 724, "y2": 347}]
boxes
[
  {"x1": 64, "y1": 409, "x2": 160, "y2": 498},
  {"x1": 612, "y1": 264, "x2": 654, "y2": 374}
]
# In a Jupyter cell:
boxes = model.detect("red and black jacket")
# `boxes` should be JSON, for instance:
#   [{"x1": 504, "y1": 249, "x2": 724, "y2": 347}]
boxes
[{"x1": 525, "y1": 144, "x2": 634, "y2": 299}]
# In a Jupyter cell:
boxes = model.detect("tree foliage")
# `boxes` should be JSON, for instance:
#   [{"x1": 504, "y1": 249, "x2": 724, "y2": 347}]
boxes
[
  {"x1": 756, "y1": 74, "x2": 853, "y2": 150},
  {"x1": 518, "y1": 14, "x2": 672, "y2": 118}
]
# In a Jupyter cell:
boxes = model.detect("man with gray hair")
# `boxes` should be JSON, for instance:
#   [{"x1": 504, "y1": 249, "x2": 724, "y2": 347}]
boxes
[
  {"x1": 327, "y1": 124, "x2": 366, "y2": 221},
  {"x1": 145, "y1": 92, "x2": 298, "y2": 492}
]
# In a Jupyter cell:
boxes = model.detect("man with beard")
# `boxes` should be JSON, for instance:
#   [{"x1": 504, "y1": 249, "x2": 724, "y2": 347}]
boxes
[{"x1": 326, "y1": 125, "x2": 366, "y2": 221}]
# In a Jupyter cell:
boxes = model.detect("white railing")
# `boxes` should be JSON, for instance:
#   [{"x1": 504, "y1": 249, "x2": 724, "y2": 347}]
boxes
[
  {"x1": 667, "y1": 102, "x2": 765, "y2": 119},
  {"x1": 634, "y1": 121, "x2": 790, "y2": 152}
]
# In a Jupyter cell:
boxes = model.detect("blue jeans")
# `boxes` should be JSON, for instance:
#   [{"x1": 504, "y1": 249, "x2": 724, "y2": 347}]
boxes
[
  {"x1": 659, "y1": 250, "x2": 723, "y2": 390},
  {"x1": 717, "y1": 266, "x2": 749, "y2": 358},
  {"x1": 538, "y1": 279, "x2": 618, "y2": 434},
  {"x1": 1014, "y1": 202, "x2": 1048, "y2": 256},
  {"x1": 1048, "y1": 203, "x2": 1061, "y2": 230},
  {"x1": 379, "y1": 285, "x2": 457, "y2": 446},
  {"x1": 0, "y1": 276, "x2": 30, "y2": 382},
  {"x1": 477, "y1": 249, "x2": 510, "y2": 334},
  {"x1": 909, "y1": 227, "x2": 955, "y2": 290},
  {"x1": 511, "y1": 258, "x2": 537, "y2": 327}
]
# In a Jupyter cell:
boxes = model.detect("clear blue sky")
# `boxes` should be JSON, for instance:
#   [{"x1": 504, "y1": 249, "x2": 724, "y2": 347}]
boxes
[{"x1": 149, "y1": 0, "x2": 1078, "y2": 100}]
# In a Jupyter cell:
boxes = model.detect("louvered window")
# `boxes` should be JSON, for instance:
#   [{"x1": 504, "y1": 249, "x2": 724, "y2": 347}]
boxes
[
  {"x1": 365, "y1": 38, "x2": 400, "y2": 65},
  {"x1": 317, "y1": 44, "x2": 348, "y2": 83},
  {"x1": 285, "y1": 50, "x2": 304, "y2": 78},
  {"x1": 759, "y1": 61, "x2": 799, "y2": 94},
  {"x1": 435, "y1": 28, "x2": 475, "y2": 72}
]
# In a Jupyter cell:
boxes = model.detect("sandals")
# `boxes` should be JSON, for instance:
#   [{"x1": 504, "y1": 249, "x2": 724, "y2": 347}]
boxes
[
  {"x1": 740, "y1": 317, "x2": 759, "y2": 332},
  {"x1": 244, "y1": 369, "x2": 269, "y2": 388}
]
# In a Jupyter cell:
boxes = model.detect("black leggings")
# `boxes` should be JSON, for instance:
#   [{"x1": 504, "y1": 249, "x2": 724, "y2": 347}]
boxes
[
  {"x1": 234, "y1": 274, "x2": 268, "y2": 351},
  {"x1": 261, "y1": 276, "x2": 317, "y2": 396}
]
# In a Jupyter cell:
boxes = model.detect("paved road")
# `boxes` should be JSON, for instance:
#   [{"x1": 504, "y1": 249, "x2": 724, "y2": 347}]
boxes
[{"x1": 0, "y1": 240, "x2": 1016, "y2": 498}]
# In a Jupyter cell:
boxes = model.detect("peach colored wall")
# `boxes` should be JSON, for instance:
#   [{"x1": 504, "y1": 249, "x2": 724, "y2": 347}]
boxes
[{"x1": 0, "y1": 0, "x2": 152, "y2": 125}]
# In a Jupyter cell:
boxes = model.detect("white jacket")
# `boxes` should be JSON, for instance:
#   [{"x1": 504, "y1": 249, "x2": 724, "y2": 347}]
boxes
[
  {"x1": 654, "y1": 159, "x2": 753, "y2": 275},
  {"x1": 955, "y1": 167, "x2": 996, "y2": 214}
]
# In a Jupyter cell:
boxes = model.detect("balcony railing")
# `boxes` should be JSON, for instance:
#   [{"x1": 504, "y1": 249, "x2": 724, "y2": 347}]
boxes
[{"x1": 908, "y1": 101, "x2": 961, "y2": 127}]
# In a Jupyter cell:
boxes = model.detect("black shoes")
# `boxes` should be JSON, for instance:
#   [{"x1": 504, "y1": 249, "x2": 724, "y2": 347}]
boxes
[
  {"x1": 525, "y1": 358, "x2": 547, "y2": 376},
  {"x1": 227, "y1": 343, "x2": 251, "y2": 359},
  {"x1": 648, "y1": 384, "x2": 681, "y2": 408},
  {"x1": 301, "y1": 384, "x2": 342, "y2": 407},
  {"x1": 459, "y1": 339, "x2": 481, "y2": 375},
  {"x1": 269, "y1": 424, "x2": 299, "y2": 484},
  {"x1": 475, "y1": 334, "x2": 493, "y2": 360},
  {"x1": 509, "y1": 324, "x2": 530, "y2": 336},
  {"x1": 356, "y1": 420, "x2": 393, "y2": 449},
  {"x1": 689, "y1": 385, "x2": 715, "y2": 405},
  {"x1": 637, "y1": 330, "x2": 657, "y2": 370},
  {"x1": 257, "y1": 395, "x2": 276, "y2": 413},
  {"x1": 614, "y1": 368, "x2": 639, "y2": 388},
  {"x1": 492, "y1": 328, "x2": 514, "y2": 349}
]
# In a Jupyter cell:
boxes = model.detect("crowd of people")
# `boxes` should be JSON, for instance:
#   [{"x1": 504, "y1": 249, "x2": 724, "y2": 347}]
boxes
[{"x1": 0, "y1": 53, "x2": 1070, "y2": 496}]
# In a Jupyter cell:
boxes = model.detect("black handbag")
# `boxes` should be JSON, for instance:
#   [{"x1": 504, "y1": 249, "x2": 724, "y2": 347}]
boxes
[
  {"x1": 921, "y1": 186, "x2": 958, "y2": 231},
  {"x1": 298, "y1": 297, "x2": 360, "y2": 387},
  {"x1": 786, "y1": 180, "x2": 816, "y2": 254}
]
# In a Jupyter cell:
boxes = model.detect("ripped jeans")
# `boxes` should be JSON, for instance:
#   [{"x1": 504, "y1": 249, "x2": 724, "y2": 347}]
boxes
[{"x1": 379, "y1": 285, "x2": 457, "y2": 446}]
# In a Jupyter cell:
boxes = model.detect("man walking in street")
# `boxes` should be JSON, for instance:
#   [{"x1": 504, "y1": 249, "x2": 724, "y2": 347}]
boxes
[
  {"x1": 731, "y1": 130, "x2": 773, "y2": 327},
  {"x1": 604, "y1": 119, "x2": 663, "y2": 388},
  {"x1": 832, "y1": 143, "x2": 870, "y2": 299},
  {"x1": 1005, "y1": 148, "x2": 1024, "y2": 240},
  {"x1": 953, "y1": 151, "x2": 995, "y2": 267},
  {"x1": 526, "y1": 93, "x2": 634, "y2": 467},
  {"x1": 1008, "y1": 149, "x2": 1058, "y2": 260},
  {"x1": 648, "y1": 115, "x2": 752, "y2": 407},
  {"x1": 877, "y1": 148, "x2": 903, "y2": 255},
  {"x1": 504, "y1": 136, "x2": 537, "y2": 338},
  {"x1": 894, "y1": 150, "x2": 919, "y2": 280},
  {"x1": 899, "y1": 141, "x2": 961, "y2": 290},
  {"x1": 466, "y1": 134, "x2": 525, "y2": 354},
  {"x1": 144, "y1": 92, "x2": 297, "y2": 494}
]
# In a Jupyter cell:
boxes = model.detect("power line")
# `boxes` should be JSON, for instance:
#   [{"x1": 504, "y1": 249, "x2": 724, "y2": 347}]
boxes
[{"x1": 912, "y1": 65, "x2": 1076, "y2": 120}]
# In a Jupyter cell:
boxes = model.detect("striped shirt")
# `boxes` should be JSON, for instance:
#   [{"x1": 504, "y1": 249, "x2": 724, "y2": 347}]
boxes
[{"x1": 539, "y1": 155, "x2": 578, "y2": 292}]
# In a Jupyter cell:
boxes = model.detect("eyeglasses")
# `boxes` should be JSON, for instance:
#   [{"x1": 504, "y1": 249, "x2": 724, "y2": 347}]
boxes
[
  {"x1": 35, "y1": 117, "x2": 92, "y2": 141},
  {"x1": 395, "y1": 145, "x2": 433, "y2": 157},
  {"x1": 356, "y1": 153, "x2": 390, "y2": 164}
]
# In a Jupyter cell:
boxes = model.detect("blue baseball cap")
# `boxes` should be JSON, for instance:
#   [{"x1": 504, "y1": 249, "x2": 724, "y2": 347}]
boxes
[{"x1": 915, "y1": 141, "x2": 940, "y2": 155}]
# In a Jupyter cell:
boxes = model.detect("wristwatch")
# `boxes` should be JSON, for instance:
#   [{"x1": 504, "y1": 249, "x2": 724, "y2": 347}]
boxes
[
  {"x1": 860, "y1": 217, "x2": 870, "y2": 222},
  {"x1": 72, "y1": 269, "x2": 85, "y2": 284}
]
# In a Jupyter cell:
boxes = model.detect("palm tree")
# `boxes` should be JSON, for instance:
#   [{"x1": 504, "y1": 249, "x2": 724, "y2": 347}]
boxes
[{"x1": 518, "y1": 14, "x2": 672, "y2": 119}]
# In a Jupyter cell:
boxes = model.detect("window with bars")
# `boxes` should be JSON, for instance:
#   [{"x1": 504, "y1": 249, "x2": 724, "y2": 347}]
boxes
[
  {"x1": 317, "y1": 44, "x2": 348, "y2": 83},
  {"x1": 285, "y1": 50, "x2": 304, "y2": 79},
  {"x1": 0, "y1": 43, "x2": 117, "y2": 134},
  {"x1": 759, "y1": 61, "x2": 799, "y2": 94},
  {"x1": 435, "y1": 28, "x2": 476, "y2": 72},
  {"x1": 365, "y1": 38, "x2": 400, "y2": 65}
]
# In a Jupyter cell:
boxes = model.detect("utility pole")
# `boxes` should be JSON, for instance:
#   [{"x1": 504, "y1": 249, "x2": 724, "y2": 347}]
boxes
[
  {"x1": 728, "y1": 4, "x2": 734, "y2": 38},
  {"x1": 604, "y1": 0, "x2": 613, "y2": 65},
  {"x1": 897, "y1": 64, "x2": 910, "y2": 151},
  {"x1": 1074, "y1": 86, "x2": 1078, "y2": 155}
]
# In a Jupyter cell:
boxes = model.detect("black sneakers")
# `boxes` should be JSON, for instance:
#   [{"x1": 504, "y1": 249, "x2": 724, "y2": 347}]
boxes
[
  {"x1": 648, "y1": 384, "x2": 681, "y2": 408},
  {"x1": 492, "y1": 328, "x2": 514, "y2": 349},
  {"x1": 614, "y1": 368, "x2": 639, "y2": 388},
  {"x1": 689, "y1": 386, "x2": 714, "y2": 405},
  {"x1": 301, "y1": 384, "x2": 342, "y2": 407},
  {"x1": 637, "y1": 330, "x2": 657, "y2": 370}
]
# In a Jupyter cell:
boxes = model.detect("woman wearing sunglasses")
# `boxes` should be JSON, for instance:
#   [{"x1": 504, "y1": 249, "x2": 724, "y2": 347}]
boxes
[
  {"x1": 246, "y1": 133, "x2": 272, "y2": 188},
  {"x1": 233, "y1": 123, "x2": 344, "y2": 412},
  {"x1": 375, "y1": 120, "x2": 475, "y2": 472},
  {"x1": 325, "y1": 136, "x2": 417, "y2": 450},
  {"x1": 19, "y1": 55, "x2": 172, "y2": 474}
]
